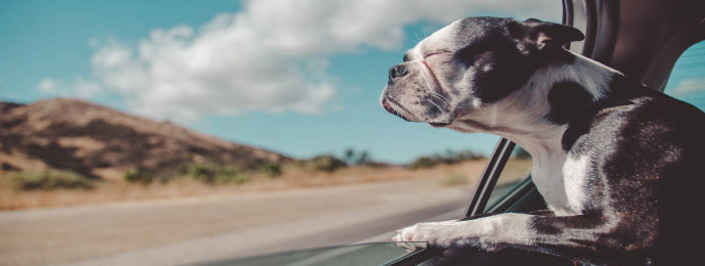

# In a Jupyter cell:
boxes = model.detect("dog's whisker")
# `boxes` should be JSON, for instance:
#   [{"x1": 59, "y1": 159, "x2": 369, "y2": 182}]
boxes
[
  {"x1": 428, "y1": 91, "x2": 450, "y2": 102},
  {"x1": 414, "y1": 31, "x2": 422, "y2": 44},
  {"x1": 426, "y1": 98, "x2": 448, "y2": 112},
  {"x1": 428, "y1": 92, "x2": 451, "y2": 109},
  {"x1": 430, "y1": 93, "x2": 450, "y2": 106}
]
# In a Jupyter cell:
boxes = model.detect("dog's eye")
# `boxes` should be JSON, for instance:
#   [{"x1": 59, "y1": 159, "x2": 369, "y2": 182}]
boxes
[{"x1": 424, "y1": 50, "x2": 450, "y2": 59}]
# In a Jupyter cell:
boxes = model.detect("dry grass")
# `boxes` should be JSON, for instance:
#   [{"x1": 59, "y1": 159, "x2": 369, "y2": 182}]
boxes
[{"x1": 0, "y1": 159, "x2": 488, "y2": 210}]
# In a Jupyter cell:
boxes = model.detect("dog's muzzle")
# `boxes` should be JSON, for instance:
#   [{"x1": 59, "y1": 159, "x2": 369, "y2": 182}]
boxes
[
  {"x1": 381, "y1": 97, "x2": 411, "y2": 122},
  {"x1": 387, "y1": 64, "x2": 409, "y2": 85}
]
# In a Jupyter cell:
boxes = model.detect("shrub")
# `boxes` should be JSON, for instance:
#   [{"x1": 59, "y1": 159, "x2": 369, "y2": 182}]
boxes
[
  {"x1": 409, "y1": 156, "x2": 436, "y2": 170},
  {"x1": 11, "y1": 170, "x2": 95, "y2": 190},
  {"x1": 123, "y1": 169, "x2": 154, "y2": 184},
  {"x1": 304, "y1": 155, "x2": 347, "y2": 173},
  {"x1": 259, "y1": 161, "x2": 282, "y2": 178},
  {"x1": 187, "y1": 163, "x2": 217, "y2": 183},
  {"x1": 342, "y1": 148, "x2": 374, "y2": 166},
  {"x1": 216, "y1": 166, "x2": 250, "y2": 184},
  {"x1": 409, "y1": 149, "x2": 485, "y2": 170},
  {"x1": 185, "y1": 164, "x2": 252, "y2": 185}
]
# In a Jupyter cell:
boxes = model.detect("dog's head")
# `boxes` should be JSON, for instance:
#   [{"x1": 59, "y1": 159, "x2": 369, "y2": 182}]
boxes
[{"x1": 380, "y1": 17, "x2": 584, "y2": 132}]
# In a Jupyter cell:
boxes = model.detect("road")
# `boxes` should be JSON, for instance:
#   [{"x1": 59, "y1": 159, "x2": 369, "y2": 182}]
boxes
[{"x1": 0, "y1": 178, "x2": 478, "y2": 266}]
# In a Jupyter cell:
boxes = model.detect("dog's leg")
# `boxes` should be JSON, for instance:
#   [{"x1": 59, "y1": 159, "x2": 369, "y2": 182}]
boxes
[
  {"x1": 393, "y1": 213, "x2": 535, "y2": 251},
  {"x1": 393, "y1": 211, "x2": 626, "y2": 255}
]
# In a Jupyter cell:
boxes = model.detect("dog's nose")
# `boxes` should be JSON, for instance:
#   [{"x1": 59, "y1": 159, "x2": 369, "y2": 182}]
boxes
[{"x1": 388, "y1": 65, "x2": 408, "y2": 84}]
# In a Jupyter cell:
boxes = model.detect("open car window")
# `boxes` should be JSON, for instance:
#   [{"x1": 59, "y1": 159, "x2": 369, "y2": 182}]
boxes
[
  {"x1": 663, "y1": 41, "x2": 705, "y2": 112},
  {"x1": 204, "y1": 242, "x2": 429, "y2": 266},
  {"x1": 483, "y1": 146, "x2": 532, "y2": 213}
]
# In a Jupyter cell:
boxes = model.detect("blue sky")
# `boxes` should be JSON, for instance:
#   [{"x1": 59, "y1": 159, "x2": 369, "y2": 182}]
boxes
[{"x1": 1, "y1": 0, "x2": 703, "y2": 164}]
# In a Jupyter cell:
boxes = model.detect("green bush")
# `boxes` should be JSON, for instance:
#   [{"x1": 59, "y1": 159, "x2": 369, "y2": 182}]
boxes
[
  {"x1": 11, "y1": 170, "x2": 95, "y2": 190},
  {"x1": 409, "y1": 149, "x2": 485, "y2": 170},
  {"x1": 187, "y1": 163, "x2": 216, "y2": 183},
  {"x1": 216, "y1": 166, "x2": 250, "y2": 184},
  {"x1": 185, "y1": 164, "x2": 252, "y2": 185},
  {"x1": 259, "y1": 161, "x2": 282, "y2": 178},
  {"x1": 342, "y1": 148, "x2": 374, "y2": 166},
  {"x1": 123, "y1": 169, "x2": 154, "y2": 184},
  {"x1": 304, "y1": 155, "x2": 347, "y2": 173},
  {"x1": 409, "y1": 156, "x2": 436, "y2": 170}
]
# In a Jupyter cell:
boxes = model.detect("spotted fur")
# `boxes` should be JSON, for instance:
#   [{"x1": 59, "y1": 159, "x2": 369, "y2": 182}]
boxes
[{"x1": 382, "y1": 17, "x2": 705, "y2": 265}]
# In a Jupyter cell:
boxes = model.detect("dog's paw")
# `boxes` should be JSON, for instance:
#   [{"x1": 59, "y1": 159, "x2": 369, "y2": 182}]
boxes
[
  {"x1": 392, "y1": 221, "x2": 458, "y2": 248},
  {"x1": 394, "y1": 241, "x2": 427, "y2": 252}
]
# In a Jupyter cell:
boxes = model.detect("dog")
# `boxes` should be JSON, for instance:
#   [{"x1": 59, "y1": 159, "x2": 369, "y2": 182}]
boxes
[{"x1": 381, "y1": 17, "x2": 705, "y2": 265}]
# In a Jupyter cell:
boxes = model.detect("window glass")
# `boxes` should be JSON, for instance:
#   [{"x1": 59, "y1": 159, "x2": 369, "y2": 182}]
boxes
[
  {"x1": 219, "y1": 242, "x2": 427, "y2": 266},
  {"x1": 483, "y1": 145, "x2": 532, "y2": 212},
  {"x1": 664, "y1": 40, "x2": 705, "y2": 111}
]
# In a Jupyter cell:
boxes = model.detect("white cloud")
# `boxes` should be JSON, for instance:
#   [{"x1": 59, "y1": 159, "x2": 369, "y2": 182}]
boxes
[
  {"x1": 46, "y1": 0, "x2": 560, "y2": 122},
  {"x1": 73, "y1": 77, "x2": 103, "y2": 97},
  {"x1": 669, "y1": 77, "x2": 705, "y2": 97},
  {"x1": 38, "y1": 77, "x2": 102, "y2": 98},
  {"x1": 38, "y1": 79, "x2": 62, "y2": 93}
]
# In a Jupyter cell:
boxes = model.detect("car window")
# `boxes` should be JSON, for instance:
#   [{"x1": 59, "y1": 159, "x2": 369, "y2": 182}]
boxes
[
  {"x1": 483, "y1": 145, "x2": 532, "y2": 213},
  {"x1": 206, "y1": 242, "x2": 427, "y2": 266},
  {"x1": 663, "y1": 40, "x2": 705, "y2": 111}
]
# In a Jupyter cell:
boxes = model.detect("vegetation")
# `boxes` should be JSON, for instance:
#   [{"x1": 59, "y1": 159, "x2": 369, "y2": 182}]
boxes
[
  {"x1": 409, "y1": 156, "x2": 436, "y2": 169},
  {"x1": 184, "y1": 163, "x2": 247, "y2": 184},
  {"x1": 300, "y1": 155, "x2": 348, "y2": 173},
  {"x1": 187, "y1": 163, "x2": 217, "y2": 183},
  {"x1": 7, "y1": 147, "x2": 485, "y2": 191},
  {"x1": 11, "y1": 170, "x2": 95, "y2": 190},
  {"x1": 341, "y1": 148, "x2": 387, "y2": 168},
  {"x1": 215, "y1": 166, "x2": 251, "y2": 184},
  {"x1": 259, "y1": 161, "x2": 282, "y2": 178},
  {"x1": 342, "y1": 148, "x2": 370, "y2": 166},
  {"x1": 409, "y1": 149, "x2": 484, "y2": 170},
  {"x1": 123, "y1": 169, "x2": 154, "y2": 184}
]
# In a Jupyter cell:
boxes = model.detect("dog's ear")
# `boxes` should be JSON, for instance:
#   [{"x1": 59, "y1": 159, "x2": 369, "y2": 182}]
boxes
[{"x1": 508, "y1": 18, "x2": 585, "y2": 52}]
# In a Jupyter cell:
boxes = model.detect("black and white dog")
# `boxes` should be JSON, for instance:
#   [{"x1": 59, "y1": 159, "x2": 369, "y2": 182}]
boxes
[{"x1": 381, "y1": 17, "x2": 705, "y2": 265}]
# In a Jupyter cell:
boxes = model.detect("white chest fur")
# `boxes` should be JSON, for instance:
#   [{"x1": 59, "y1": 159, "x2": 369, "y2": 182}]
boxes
[
  {"x1": 531, "y1": 153, "x2": 590, "y2": 216},
  {"x1": 511, "y1": 53, "x2": 614, "y2": 217}
]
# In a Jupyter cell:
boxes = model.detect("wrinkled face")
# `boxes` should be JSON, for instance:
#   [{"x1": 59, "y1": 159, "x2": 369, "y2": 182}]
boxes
[{"x1": 380, "y1": 17, "x2": 536, "y2": 131}]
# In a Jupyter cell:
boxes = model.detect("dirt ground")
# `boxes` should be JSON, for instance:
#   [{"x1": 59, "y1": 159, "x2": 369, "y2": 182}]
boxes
[{"x1": 0, "y1": 161, "x2": 489, "y2": 266}]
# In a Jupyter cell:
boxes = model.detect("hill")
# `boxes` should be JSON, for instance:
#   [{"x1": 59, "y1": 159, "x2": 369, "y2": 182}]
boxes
[{"x1": 0, "y1": 99, "x2": 290, "y2": 180}]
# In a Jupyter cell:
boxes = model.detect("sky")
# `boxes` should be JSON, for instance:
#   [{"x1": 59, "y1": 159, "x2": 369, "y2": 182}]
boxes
[{"x1": 1, "y1": 0, "x2": 703, "y2": 164}]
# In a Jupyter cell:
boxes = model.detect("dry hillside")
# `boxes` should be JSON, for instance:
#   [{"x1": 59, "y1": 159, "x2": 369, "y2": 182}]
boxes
[{"x1": 0, "y1": 99, "x2": 289, "y2": 180}]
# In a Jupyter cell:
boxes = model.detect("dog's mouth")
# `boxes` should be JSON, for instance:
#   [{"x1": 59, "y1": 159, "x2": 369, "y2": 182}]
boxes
[
  {"x1": 381, "y1": 98, "x2": 411, "y2": 122},
  {"x1": 429, "y1": 122, "x2": 450, "y2": 128},
  {"x1": 382, "y1": 98, "x2": 451, "y2": 127}
]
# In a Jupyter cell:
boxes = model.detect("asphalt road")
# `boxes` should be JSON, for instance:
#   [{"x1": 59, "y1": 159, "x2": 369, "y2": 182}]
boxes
[{"x1": 1, "y1": 178, "x2": 477, "y2": 266}]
